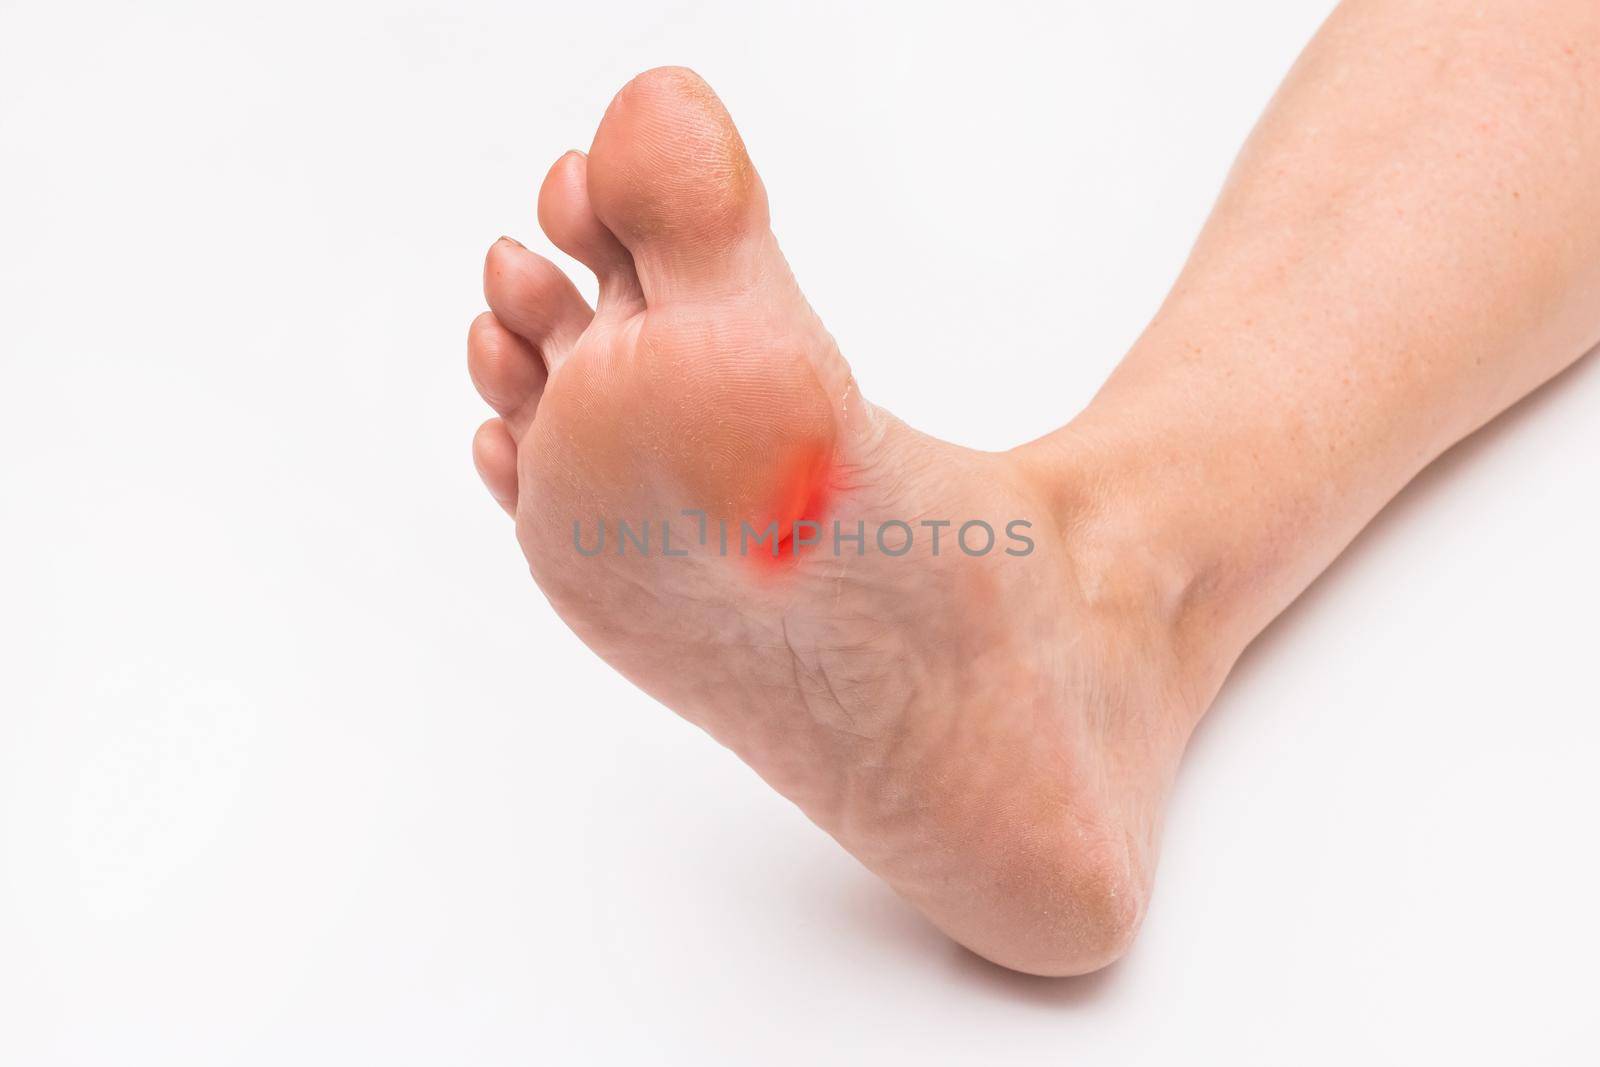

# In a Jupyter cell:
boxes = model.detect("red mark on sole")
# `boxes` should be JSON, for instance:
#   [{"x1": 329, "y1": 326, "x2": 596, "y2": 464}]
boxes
[{"x1": 746, "y1": 441, "x2": 834, "y2": 574}]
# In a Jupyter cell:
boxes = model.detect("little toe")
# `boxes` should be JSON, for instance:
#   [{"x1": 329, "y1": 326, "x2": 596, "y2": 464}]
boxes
[{"x1": 472, "y1": 417, "x2": 519, "y2": 516}]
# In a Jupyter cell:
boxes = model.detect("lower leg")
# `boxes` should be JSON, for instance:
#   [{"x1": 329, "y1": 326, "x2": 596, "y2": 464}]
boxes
[{"x1": 1033, "y1": 0, "x2": 1600, "y2": 685}]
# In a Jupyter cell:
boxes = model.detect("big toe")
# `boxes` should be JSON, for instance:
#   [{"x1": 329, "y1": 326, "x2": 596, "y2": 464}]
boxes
[{"x1": 586, "y1": 67, "x2": 770, "y2": 295}]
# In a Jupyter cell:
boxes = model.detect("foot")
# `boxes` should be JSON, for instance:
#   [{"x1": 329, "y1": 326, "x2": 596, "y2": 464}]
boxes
[{"x1": 468, "y1": 68, "x2": 1211, "y2": 976}]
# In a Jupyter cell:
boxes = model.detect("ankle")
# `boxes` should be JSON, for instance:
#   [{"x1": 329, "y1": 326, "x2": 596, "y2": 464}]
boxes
[{"x1": 1010, "y1": 423, "x2": 1251, "y2": 707}]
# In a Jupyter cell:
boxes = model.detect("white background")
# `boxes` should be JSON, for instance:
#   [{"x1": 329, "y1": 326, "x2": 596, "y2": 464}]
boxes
[{"x1": 4, "y1": 0, "x2": 1599, "y2": 1062}]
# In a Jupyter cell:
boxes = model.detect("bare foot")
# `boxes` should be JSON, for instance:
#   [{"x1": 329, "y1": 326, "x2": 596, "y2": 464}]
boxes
[{"x1": 468, "y1": 68, "x2": 1209, "y2": 976}]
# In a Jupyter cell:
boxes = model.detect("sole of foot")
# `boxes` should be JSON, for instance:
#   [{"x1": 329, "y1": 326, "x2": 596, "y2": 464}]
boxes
[{"x1": 469, "y1": 67, "x2": 1209, "y2": 976}]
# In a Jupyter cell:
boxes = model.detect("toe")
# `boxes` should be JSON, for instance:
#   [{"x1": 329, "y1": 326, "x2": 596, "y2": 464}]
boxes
[
  {"x1": 468, "y1": 311, "x2": 546, "y2": 435},
  {"x1": 586, "y1": 66, "x2": 772, "y2": 299},
  {"x1": 472, "y1": 417, "x2": 519, "y2": 516},
  {"x1": 482, "y1": 237, "x2": 592, "y2": 363},
  {"x1": 538, "y1": 150, "x2": 645, "y2": 314}
]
